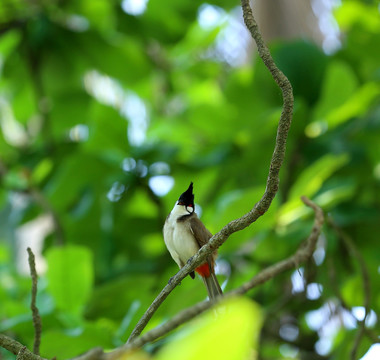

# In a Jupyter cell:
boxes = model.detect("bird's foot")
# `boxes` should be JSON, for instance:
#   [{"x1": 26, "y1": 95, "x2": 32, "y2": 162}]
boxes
[{"x1": 186, "y1": 256, "x2": 194, "y2": 264}]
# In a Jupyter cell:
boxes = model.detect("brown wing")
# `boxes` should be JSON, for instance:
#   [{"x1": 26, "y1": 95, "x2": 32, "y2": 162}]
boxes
[
  {"x1": 189, "y1": 217, "x2": 212, "y2": 246},
  {"x1": 189, "y1": 217, "x2": 217, "y2": 269}
]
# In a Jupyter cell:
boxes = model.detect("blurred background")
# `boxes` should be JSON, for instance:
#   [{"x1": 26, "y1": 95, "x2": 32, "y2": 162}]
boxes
[{"x1": 0, "y1": 0, "x2": 379, "y2": 359}]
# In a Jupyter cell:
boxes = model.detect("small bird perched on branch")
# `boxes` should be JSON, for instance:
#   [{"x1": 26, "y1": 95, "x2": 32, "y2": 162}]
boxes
[{"x1": 163, "y1": 182, "x2": 222, "y2": 300}]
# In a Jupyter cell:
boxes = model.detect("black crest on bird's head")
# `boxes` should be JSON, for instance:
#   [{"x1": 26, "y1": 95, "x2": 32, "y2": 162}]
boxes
[{"x1": 178, "y1": 182, "x2": 194, "y2": 207}]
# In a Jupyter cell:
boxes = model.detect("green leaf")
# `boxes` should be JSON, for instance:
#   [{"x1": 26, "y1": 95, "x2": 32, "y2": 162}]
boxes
[
  {"x1": 289, "y1": 154, "x2": 349, "y2": 201},
  {"x1": 156, "y1": 297, "x2": 263, "y2": 360},
  {"x1": 310, "y1": 61, "x2": 358, "y2": 125},
  {"x1": 74, "y1": 0, "x2": 114, "y2": 32},
  {"x1": 278, "y1": 154, "x2": 349, "y2": 226},
  {"x1": 0, "y1": 29, "x2": 21, "y2": 58},
  {"x1": 210, "y1": 186, "x2": 277, "y2": 234},
  {"x1": 325, "y1": 82, "x2": 380, "y2": 129},
  {"x1": 341, "y1": 275, "x2": 363, "y2": 307},
  {"x1": 272, "y1": 40, "x2": 327, "y2": 105},
  {"x1": 313, "y1": 181, "x2": 356, "y2": 210},
  {"x1": 31, "y1": 158, "x2": 53, "y2": 185},
  {"x1": 85, "y1": 274, "x2": 159, "y2": 339},
  {"x1": 40, "y1": 322, "x2": 114, "y2": 359},
  {"x1": 46, "y1": 245, "x2": 94, "y2": 314},
  {"x1": 2, "y1": 168, "x2": 29, "y2": 190},
  {"x1": 0, "y1": 243, "x2": 10, "y2": 263},
  {"x1": 335, "y1": 1, "x2": 380, "y2": 32}
]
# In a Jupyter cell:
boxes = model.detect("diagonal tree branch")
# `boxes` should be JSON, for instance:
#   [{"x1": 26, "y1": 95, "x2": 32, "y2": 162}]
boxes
[
  {"x1": 110, "y1": 196, "x2": 323, "y2": 355},
  {"x1": 127, "y1": 0, "x2": 294, "y2": 343},
  {"x1": 0, "y1": 334, "x2": 45, "y2": 360},
  {"x1": 58, "y1": 197, "x2": 321, "y2": 360}
]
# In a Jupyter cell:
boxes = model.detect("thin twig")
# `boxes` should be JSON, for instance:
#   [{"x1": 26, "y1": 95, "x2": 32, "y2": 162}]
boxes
[
  {"x1": 106, "y1": 196, "x2": 323, "y2": 354},
  {"x1": 127, "y1": 0, "x2": 294, "y2": 343},
  {"x1": 27, "y1": 248, "x2": 42, "y2": 356}
]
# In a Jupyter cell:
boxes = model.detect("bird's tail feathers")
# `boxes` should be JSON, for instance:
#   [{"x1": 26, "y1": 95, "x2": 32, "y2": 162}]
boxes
[{"x1": 202, "y1": 273, "x2": 223, "y2": 300}]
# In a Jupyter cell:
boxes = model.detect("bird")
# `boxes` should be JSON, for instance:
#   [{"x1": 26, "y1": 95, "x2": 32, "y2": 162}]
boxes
[{"x1": 163, "y1": 182, "x2": 223, "y2": 300}]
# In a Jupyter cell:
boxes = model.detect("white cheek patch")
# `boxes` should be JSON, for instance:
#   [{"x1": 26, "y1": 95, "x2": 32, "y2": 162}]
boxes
[
  {"x1": 172, "y1": 204, "x2": 191, "y2": 217},
  {"x1": 186, "y1": 206, "x2": 194, "y2": 214}
]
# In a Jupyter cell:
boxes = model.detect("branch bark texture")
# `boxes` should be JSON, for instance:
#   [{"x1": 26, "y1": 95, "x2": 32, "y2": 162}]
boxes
[
  {"x1": 0, "y1": 334, "x2": 45, "y2": 360},
  {"x1": 127, "y1": 0, "x2": 294, "y2": 343},
  {"x1": 27, "y1": 247, "x2": 42, "y2": 356}
]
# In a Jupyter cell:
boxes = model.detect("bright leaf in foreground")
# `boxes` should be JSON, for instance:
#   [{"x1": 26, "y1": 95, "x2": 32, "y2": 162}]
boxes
[{"x1": 156, "y1": 297, "x2": 263, "y2": 360}]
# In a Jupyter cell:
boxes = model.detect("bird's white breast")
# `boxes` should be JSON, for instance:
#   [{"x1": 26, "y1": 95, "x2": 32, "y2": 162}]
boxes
[{"x1": 163, "y1": 204, "x2": 200, "y2": 268}]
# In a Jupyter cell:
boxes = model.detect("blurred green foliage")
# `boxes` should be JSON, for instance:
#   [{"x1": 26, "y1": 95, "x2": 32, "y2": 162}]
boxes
[{"x1": 0, "y1": 0, "x2": 379, "y2": 359}]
